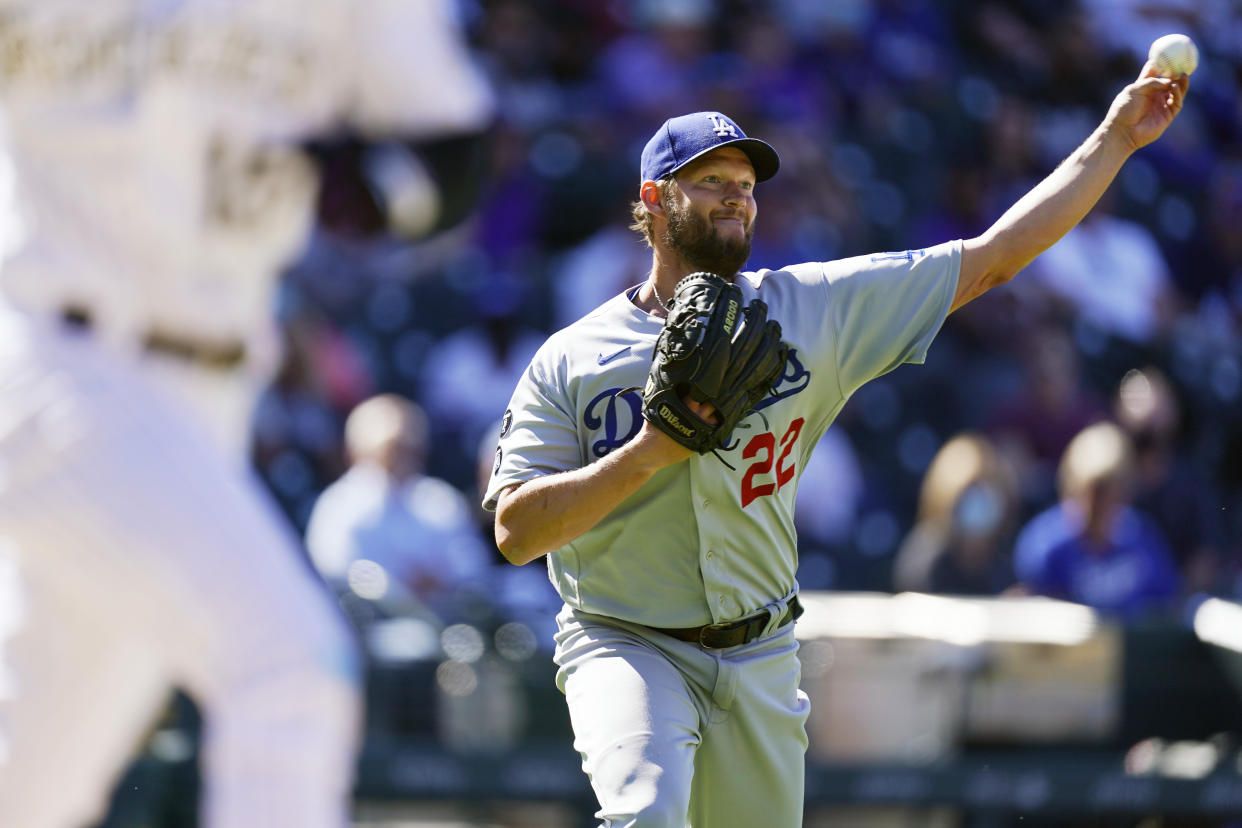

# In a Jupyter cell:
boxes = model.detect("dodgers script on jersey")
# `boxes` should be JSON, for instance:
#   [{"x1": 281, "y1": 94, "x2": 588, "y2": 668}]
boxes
[{"x1": 486, "y1": 241, "x2": 961, "y2": 628}]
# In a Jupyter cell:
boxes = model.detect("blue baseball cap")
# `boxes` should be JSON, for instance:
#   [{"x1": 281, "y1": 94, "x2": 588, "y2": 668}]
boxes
[{"x1": 640, "y1": 111, "x2": 780, "y2": 184}]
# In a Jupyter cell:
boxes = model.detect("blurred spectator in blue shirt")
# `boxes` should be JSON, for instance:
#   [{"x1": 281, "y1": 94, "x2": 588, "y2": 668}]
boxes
[
  {"x1": 306, "y1": 393, "x2": 492, "y2": 621},
  {"x1": 1014, "y1": 421, "x2": 1181, "y2": 620}
]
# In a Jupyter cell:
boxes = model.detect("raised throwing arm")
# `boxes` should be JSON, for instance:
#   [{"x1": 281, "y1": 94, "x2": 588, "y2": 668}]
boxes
[{"x1": 952, "y1": 62, "x2": 1189, "y2": 312}]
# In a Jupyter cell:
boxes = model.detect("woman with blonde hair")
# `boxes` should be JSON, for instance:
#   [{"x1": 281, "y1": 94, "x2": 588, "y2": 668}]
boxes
[{"x1": 893, "y1": 432, "x2": 1019, "y2": 595}]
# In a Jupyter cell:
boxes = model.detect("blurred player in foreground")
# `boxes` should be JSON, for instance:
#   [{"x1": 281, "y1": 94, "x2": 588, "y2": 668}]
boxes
[
  {"x1": 485, "y1": 63, "x2": 1187, "y2": 826},
  {"x1": 0, "y1": 2, "x2": 491, "y2": 826}
]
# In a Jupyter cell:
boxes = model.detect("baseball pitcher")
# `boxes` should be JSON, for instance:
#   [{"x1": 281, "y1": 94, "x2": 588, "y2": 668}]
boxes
[{"x1": 486, "y1": 62, "x2": 1187, "y2": 826}]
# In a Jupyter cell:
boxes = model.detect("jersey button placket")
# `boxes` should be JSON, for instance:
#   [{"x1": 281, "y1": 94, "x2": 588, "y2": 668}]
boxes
[{"x1": 692, "y1": 462, "x2": 728, "y2": 621}]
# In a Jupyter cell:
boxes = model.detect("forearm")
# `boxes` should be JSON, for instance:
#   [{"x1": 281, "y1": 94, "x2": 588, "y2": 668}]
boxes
[
  {"x1": 954, "y1": 68, "x2": 1185, "y2": 311},
  {"x1": 986, "y1": 127, "x2": 1130, "y2": 275},
  {"x1": 494, "y1": 425, "x2": 689, "y2": 565},
  {"x1": 957, "y1": 127, "x2": 1132, "y2": 309}
]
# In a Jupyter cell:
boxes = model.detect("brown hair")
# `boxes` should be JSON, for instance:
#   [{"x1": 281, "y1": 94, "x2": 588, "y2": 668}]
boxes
[{"x1": 629, "y1": 178, "x2": 678, "y2": 247}]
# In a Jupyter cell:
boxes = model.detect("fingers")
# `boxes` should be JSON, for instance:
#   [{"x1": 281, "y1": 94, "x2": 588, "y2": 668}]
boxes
[
  {"x1": 1173, "y1": 72, "x2": 1190, "y2": 99},
  {"x1": 1138, "y1": 58, "x2": 1193, "y2": 89},
  {"x1": 686, "y1": 397, "x2": 720, "y2": 425},
  {"x1": 1170, "y1": 75, "x2": 1188, "y2": 109},
  {"x1": 1133, "y1": 75, "x2": 1175, "y2": 94},
  {"x1": 1132, "y1": 74, "x2": 1187, "y2": 110},
  {"x1": 1159, "y1": 74, "x2": 1188, "y2": 111}
]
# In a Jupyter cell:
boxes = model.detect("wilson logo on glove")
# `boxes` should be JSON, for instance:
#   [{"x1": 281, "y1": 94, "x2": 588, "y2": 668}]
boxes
[{"x1": 657, "y1": 404, "x2": 698, "y2": 438}]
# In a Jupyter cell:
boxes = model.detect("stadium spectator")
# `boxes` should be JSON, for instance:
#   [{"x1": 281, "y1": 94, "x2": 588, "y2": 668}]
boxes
[
  {"x1": 473, "y1": 420, "x2": 562, "y2": 644},
  {"x1": 417, "y1": 276, "x2": 545, "y2": 479},
  {"x1": 596, "y1": 0, "x2": 715, "y2": 121},
  {"x1": 252, "y1": 312, "x2": 372, "y2": 528},
  {"x1": 551, "y1": 219, "x2": 655, "y2": 331},
  {"x1": 893, "y1": 433, "x2": 1020, "y2": 596},
  {"x1": 1113, "y1": 366, "x2": 1223, "y2": 594},
  {"x1": 306, "y1": 394, "x2": 493, "y2": 622},
  {"x1": 987, "y1": 325, "x2": 1108, "y2": 508},
  {"x1": 1013, "y1": 421, "x2": 1181, "y2": 620}
]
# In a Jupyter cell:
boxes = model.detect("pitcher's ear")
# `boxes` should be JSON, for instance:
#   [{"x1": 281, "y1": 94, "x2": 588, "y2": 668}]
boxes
[{"x1": 641, "y1": 180, "x2": 667, "y2": 218}]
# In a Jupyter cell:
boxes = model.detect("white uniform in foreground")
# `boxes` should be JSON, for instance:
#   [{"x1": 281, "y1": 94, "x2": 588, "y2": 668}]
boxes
[{"x1": 0, "y1": 1, "x2": 492, "y2": 826}]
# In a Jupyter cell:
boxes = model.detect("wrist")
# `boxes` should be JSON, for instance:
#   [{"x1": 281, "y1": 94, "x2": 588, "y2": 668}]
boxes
[
  {"x1": 629, "y1": 420, "x2": 696, "y2": 471},
  {"x1": 1097, "y1": 120, "x2": 1140, "y2": 157}
]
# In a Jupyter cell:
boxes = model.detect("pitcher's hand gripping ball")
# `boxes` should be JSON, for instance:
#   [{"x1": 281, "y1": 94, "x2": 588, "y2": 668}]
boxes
[{"x1": 642, "y1": 272, "x2": 788, "y2": 454}]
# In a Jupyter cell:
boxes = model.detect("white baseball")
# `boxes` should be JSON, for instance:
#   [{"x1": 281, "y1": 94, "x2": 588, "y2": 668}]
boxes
[{"x1": 1148, "y1": 34, "x2": 1198, "y2": 77}]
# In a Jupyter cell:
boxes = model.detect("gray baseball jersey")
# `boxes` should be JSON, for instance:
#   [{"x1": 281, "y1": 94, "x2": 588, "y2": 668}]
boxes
[{"x1": 485, "y1": 241, "x2": 961, "y2": 627}]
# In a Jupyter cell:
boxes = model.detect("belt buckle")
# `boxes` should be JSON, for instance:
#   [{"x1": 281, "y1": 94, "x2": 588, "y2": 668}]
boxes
[{"x1": 696, "y1": 625, "x2": 721, "y2": 648}]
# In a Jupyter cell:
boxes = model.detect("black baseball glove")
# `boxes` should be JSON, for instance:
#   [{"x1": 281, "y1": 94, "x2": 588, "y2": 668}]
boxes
[{"x1": 642, "y1": 272, "x2": 788, "y2": 454}]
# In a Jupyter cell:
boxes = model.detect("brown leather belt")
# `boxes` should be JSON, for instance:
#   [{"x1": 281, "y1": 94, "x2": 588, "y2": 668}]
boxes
[
  {"x1": 649, "y1": 595, "x2": 803, "y2": 649},
  {"x1": 61, "y1": 306, "x2": 247, "y2": 371},
  {"x1": 142, "y1": 328, "x2": 247, "y2": 370}
]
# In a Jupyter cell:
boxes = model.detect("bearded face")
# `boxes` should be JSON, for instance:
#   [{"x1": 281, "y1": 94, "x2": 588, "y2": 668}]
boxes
[{"x1": 661, "y1": 193, "x2": 754, "y2": 277}]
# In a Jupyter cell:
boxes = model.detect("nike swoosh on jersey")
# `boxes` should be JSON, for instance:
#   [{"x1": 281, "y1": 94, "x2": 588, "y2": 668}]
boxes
[{"x1": 597, "y1": 347, "x2": 631, "y2": 365}]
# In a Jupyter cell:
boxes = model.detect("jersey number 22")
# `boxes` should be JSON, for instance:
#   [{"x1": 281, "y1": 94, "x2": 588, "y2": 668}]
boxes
[{"x1": 740, "y1": 418, "x2": 805, "y2": 507}]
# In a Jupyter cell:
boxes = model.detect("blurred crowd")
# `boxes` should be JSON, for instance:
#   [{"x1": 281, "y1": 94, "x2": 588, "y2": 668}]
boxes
[{"x1": 250, "y1": 0, "x2": 1242, "y2": 684}]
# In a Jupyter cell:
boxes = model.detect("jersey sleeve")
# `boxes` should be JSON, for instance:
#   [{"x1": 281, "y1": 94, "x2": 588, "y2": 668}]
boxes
[
  {"x1": 347, "y1": 0, "x2": 494, "y2": 136},
  {"x1": 826, "y1": 240, "x2": 961, "y2": 396},
  {"x1": 482, "y1": 343, "x2": 582, "y2": 511}
]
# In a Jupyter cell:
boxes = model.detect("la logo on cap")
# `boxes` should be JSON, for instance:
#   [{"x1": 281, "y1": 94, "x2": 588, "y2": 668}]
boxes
[
  {"x1": 708, "y1": 114, "x2": 738, "y2": 138},
  {"x1": 639, "y1": 110, "x2": 781, "y2": 183}
]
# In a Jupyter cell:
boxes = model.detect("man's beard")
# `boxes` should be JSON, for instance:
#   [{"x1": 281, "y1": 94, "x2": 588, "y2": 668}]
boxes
[{"x1": 662, "y1": 201, "x2": 753, "y2": 277}]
